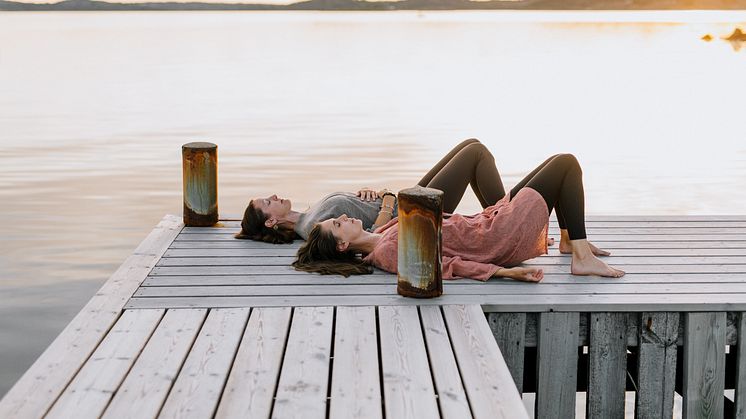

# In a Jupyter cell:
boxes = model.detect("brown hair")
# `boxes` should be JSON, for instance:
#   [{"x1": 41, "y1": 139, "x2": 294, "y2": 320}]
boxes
[
  {"x1": 292, "y1": 224, "x2": 373, "y2": 277},
  {"x1": 234, "y1": 201, "x2": 298, "y2": 244}
]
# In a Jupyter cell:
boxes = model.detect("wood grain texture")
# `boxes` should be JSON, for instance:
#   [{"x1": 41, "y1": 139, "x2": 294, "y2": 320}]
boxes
[
  {"x1": 215, "y1": 307, "x2": 291, "y2": 419},
  {"x1": 736, "y1": 312, "x2": 746, "y2": 419},
  {"x1": 169, "y1": 239, "x2": 746, "y2": 250},
  {"x1": 159, "y1": 308, "x2": 250, "y2": 419},
  {"x1": 102, "y1": 309, "x2": 207, "y2": 419},
  {"x1": 125, "y1": 293, "x2": 746, "y2": 312},
  {"x1": 167, "y1": 247, "x2": 746, "y2": 257},
  {"x1": 443, "y1": 305, "x2": 528, "y2": 419},
  {"x1": 134, "y1": 282, "x2": 746, "y2": 299},
  {"x1": 328, "y1": 306, "x2": 382, "y2": 419},
  {"x1": 0, "y1": 215, "x2": 182, "y2": 419},
  {"x1": 46, "y1": 309, "x2": 164, "y2": 419},
  {"x1": 176, "y1": 232, "x2": 746, "y2": 242},
  {"x1": 634, "y1": 312, "x2": 679, "y2": 419},
  {"x1": 155, "y1": 255, "x2": 746, "y2": 266},
  {"x1": 419, "y1": 306, "x2": 472, "y2": 419},
  {"x1": 141, "y1": 272, "x2": 746, "y2": 287},
  {"x1": 535, "y1": 312, "x2": 579, "y2": 419},
  {"x1": 272, "y1": 306, "x2": 334, "y2": 419},
  {"x1": 150, "y1": 264, "x2": 746, "y2": 276},
  {"x1": 682, "y1": 312, "x2": 726, "y2": 419},
  {"x1": 486, "y1": 312, "x2": 526, "y2": 393},
  {"x1": 378, "y1": 305, "x2": 440, "y2": 419},
  {"x1": 587, "y1": 312, "x2": 627, "y2": 419}
]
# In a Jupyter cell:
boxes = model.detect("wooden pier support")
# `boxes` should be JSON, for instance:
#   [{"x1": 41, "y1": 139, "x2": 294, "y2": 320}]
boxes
[
  {"x1": 536, "y1": 312, "x2": 579, "y2": 419},
  {"x1": 635, "y1": 312, "x2": 679, "y2": 419},
  {"x1": 587, "y1": 312, "x2": 627, "y2": 419},
  {"x1": 182, "y1": 142, "x2": 218, "y2": 227},
  {"x1": 683, "y1": 312, "x2": 726, "y2": 419},
  {"x1": 396, "y1": 186, "x2": 443, "y2": 298}
]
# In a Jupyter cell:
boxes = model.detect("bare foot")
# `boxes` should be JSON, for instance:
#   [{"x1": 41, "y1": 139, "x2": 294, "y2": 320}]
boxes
[
  {"x1": 560, "y1": 240, "x2": 610, "y2": 256},
  {"x1": 571, "y1": 254, "x2": 625, "y2": 278}
]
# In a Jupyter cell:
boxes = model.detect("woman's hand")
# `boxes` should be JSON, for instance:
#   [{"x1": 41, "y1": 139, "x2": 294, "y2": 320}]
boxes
[
  {"x1": 357, "y1": 188, "x2": 379, "y2": 202},
  {"x1": 495, "y1": 267, "x2": 544, "y2": 283}
]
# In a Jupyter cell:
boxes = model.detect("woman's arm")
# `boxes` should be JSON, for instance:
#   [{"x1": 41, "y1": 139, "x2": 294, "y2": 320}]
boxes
[{"x1": 371, "y1": 192, "x2": 396, "y2": 230}]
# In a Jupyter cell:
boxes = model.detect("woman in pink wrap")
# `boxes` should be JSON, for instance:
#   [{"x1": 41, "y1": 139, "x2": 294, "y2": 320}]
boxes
[{"x1": 293, "y1": 153, "x2": 624, "y2": 281}]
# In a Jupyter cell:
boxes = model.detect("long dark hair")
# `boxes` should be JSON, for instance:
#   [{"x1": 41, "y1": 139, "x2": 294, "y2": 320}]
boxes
[
  {"x1": 292, "y1": 224, "x2": 373, "y2": 277},
  {"x1": 234, "y1": 201, "x2": 298, "y2": 244}
]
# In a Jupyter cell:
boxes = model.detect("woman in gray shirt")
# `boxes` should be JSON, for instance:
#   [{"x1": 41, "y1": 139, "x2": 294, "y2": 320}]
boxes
[{"x1": 236, "y1": 138, "x2": 509, "y2": 244}]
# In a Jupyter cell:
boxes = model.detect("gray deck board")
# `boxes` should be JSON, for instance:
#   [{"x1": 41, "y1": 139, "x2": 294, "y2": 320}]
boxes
[{"x1": 125, "y1": 293, "x2": 746, "y2": 312}]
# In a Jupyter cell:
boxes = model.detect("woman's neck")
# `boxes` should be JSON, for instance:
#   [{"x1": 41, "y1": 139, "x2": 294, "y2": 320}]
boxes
[
  {"x1": 280, "y1": 211, "x2": 302, "y2": 229},
  {"x1": 352, "y1": 232, "x2": 382, "y2": 255}
]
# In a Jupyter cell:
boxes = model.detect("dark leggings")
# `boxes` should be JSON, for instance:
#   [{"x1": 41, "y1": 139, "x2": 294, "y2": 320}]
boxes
[
  {"x1": 418, "y1": 140, "x2": 587, "y2": 241},
  {"x1": 417, "y1": 139, "x2": 506, "y2": 212},
  {"x1": 509, "y1": 153, "x2": 587, "y2": 240}
]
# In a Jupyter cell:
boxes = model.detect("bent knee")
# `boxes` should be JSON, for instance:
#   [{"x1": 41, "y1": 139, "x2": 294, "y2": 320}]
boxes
[
  {"x1": 464, "y1": 141, "x2": 493, "y2": 159},
  {"x1": 554, "y1": 153, "x2": 582, "y2": 172}
]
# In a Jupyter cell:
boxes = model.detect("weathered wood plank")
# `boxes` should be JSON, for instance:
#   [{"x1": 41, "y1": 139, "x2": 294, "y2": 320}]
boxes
[
  {"x1": 215, "y1": 307, "x2": 292, "y2": 419},
  {"x1": 125, "y1": 293, "x2": 746, "y2": 312},
  {"x1": 443, "y1": 305, "x2": 528, "y2": 419},
  {"x1": 272, "y1": 306, "x2": 334, "y2": 419},
  {"x1": 191, "y1": 220, "x2": 746, "y2": 232},
  {"x1": 0, "y1": 215, "x2": 182, "y2": 419},
  {"x1": 535, "y1": 312, "x2": 579, "y2": 419},
  {"x1": 165, "y1": 248, "x2": 299, "y2": 257},
  {"x1": 378, "y1": 305, "x2": 439, "y2": 419},
  {"x1": 156, "y1": 255, "x2": 746, "y2": 266},
  {"x1": 635, "y1": 312, "x2": 679, "y2": 419},
  {"x1": 682, "y1": 312, "x2": 726, "y2": 419},
  {"x1": 328, "y1": 306, "x2": 382, "y2": 419},
  {"x1": 175, "y1": 232, "x2": 746, "y2": 242},
  {"x1": 168, "y1": 239, "x2": 746, "y2": 250},
  {"x1": 551, "y1": 227, "x2": 746, "y2": 235},
  {"x1": 188, "y1": 226, "x2": 746, "y2": 235},
  {"x1": 587, "y1": 312, "x2": 627, "y2": 419},
  {"x1": 133, "y1": 282, "x2": 746, "y2": 299},
  {"x1": 735, "y1": 312, "x2": 746, "y2": 419},
  {"x1": 158, "y1": 308, "x2": 250, "y2": 419},
  {"x1": 46, "y1": 309, "x2": 164, "y2": 419},
  {"x1": 486, "y1": 312, "x2": 526, "y2": 394},
  {"x1": 102, "y1": 309, "x2": 207, "y2": 419},
  {"x1": 150, "y1": 264, "x2": 746, "y2": 276},
  {"x1": 165, "y1": 247, "x2": 746, "y2": 257},
  {"x1": 418, "y1": 306, "x2": 472, "y2": 419},
  {"x1": 142, "y1": 272, "x2": 746, "y2": 287},
  {"x1": 150, "y1": 266, "x2": 388, "y2": 275}
]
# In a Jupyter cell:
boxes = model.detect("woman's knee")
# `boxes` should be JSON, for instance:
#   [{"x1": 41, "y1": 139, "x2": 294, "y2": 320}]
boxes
[
  {"x1": 553, "y1": 153, "x2": 581, "y2": 173},
  {"x1": 464, "y1": 140, "x2": 493, "y2": 161},
  {"x1": 457, "y1": 138, "x2": 481, "y2": 149}
]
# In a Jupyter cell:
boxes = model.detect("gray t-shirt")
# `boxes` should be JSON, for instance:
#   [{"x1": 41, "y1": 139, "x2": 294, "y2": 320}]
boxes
[{"x1": 294, "y1": 192, "x2": 398, "y2": 240}]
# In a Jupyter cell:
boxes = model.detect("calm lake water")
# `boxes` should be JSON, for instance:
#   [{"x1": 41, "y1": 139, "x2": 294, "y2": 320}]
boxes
[{"x1": 1, "y1": 10, "x2": 745, "y2": 405}]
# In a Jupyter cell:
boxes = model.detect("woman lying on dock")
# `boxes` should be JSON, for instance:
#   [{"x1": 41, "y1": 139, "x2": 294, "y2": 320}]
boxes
[
  {"x1": 236, "y1": 138, "x2": 542, "y2": 244},
  {"x1": 293, "y1": 153, "x2": 625, "y2": 281}
]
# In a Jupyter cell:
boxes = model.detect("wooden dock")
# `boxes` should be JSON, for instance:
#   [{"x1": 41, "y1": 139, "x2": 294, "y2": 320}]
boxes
[{"x1": 2, "y1": 214, "x2": 746, "y2": 418}]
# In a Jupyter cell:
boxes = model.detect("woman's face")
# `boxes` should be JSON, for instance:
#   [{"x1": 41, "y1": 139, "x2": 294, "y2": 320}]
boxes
[
  {"x1": 320, "y1": 214, "x2": 364, "y2": 247},
  {"x1": 252, "y1": 194, "x2": 291, "y2": 220}
]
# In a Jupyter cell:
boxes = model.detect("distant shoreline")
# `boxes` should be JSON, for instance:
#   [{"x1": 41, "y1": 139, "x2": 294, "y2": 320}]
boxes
[{"x1": 3, "y1": 0, "x2": 746, "y2": 11}]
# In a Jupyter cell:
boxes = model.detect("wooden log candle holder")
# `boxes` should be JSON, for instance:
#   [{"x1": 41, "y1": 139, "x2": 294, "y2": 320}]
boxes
[
  {"x1": 182, "y1": 142, "x2": 218, "y2": 227},
  {"x1": 396, "y1": 186, "x2": 444, "y2": 298}
]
